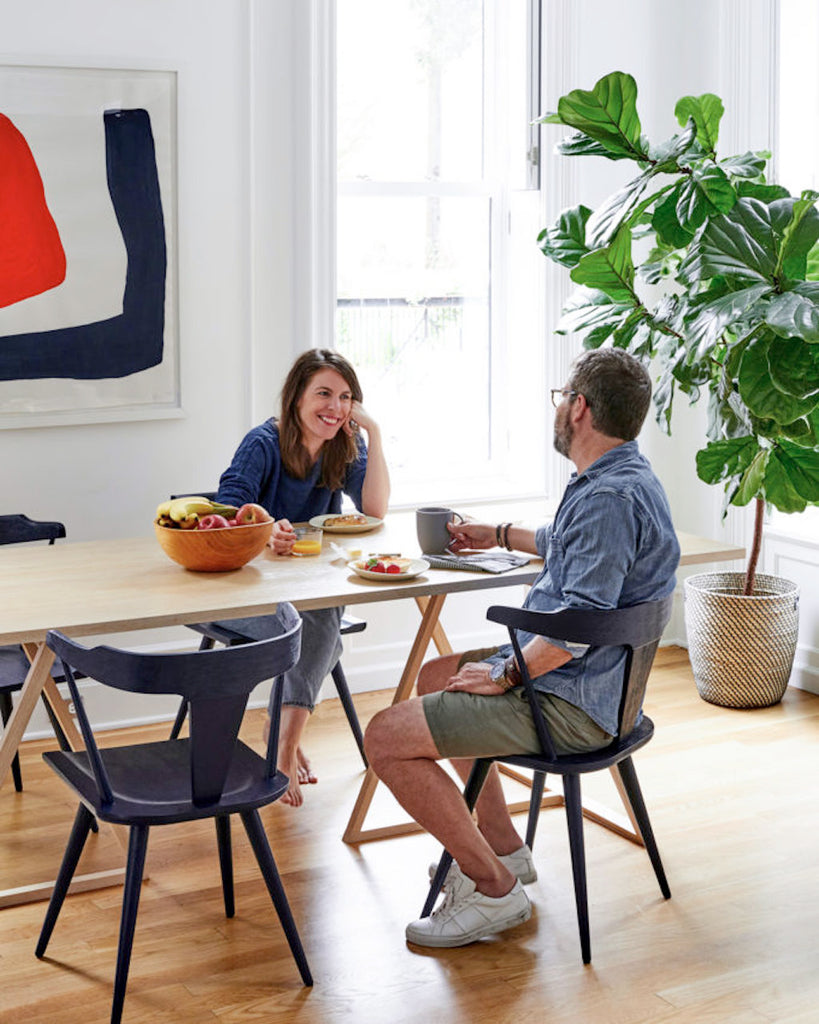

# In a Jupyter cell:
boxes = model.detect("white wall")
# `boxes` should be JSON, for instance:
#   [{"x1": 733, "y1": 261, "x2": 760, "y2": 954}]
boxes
[{"x1": 7, "y1": 0, "x2": 816, "y2": 738}]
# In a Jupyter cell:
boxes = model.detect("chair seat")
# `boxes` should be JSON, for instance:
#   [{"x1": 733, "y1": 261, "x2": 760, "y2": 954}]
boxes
[
  {"x1": 44, "y1": 739, "x2": 290, "y2": 826},
  {"x1": 501, "y1": 715, "x2": 655, "y2": 776}
]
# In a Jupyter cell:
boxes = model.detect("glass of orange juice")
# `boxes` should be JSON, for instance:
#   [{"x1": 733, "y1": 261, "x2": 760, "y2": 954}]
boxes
[{"x1": 292, "y1": 525, "x2": 323, "y2": 555}]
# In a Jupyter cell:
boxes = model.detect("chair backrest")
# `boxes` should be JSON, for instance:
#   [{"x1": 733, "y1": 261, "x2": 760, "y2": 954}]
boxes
[
  {"x1": 46, "y1": 603, "x2": 302, "y2": 806},
  {"x1": 0, "y1": 514, "x2": 66, "y2": 546},
  {"x1": 487, "y1": 595, "x2": 674, "y2": 756}
]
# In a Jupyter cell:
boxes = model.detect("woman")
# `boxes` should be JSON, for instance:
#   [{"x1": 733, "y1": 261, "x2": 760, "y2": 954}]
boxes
[{"x1": 216, "y1": 348, "x2": 390, "y2": 805}]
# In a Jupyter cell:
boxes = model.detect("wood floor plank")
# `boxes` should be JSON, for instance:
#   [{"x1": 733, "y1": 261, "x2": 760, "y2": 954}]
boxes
[{"x1": 1, "y1": 646, "x2": 818, "y2": 1024}]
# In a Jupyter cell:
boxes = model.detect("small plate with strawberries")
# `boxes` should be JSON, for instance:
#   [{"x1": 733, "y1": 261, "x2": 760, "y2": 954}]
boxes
[{"x1": 348, "y1": 555, "x2": 430, "y2": 582}]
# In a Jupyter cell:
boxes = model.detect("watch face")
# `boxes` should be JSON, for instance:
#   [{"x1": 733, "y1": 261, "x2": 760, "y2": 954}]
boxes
[{"x1": 489, "y1": 660, "x2": 506, "y2": 682}]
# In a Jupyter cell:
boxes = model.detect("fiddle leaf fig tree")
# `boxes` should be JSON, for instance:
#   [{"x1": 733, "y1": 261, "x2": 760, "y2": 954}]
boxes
[{"x1": 538, "y1": 71, "x2": 819, "y2": 594}]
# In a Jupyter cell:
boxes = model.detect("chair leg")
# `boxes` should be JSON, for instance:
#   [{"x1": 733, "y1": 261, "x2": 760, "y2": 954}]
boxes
[
  {"x1": 36, "y1": 803, "x2": 96, "y2": 957},
  {"x1": 421, "y1": 758, "x2": 493, "y2": 918},
  {"x1": 240, "y1": 809, "x2": 313, "y2": 986},
  {"x1": 0, "y1": 691, "x2": 23, "y2": 792},
  {"x1": 215, "y1": 814, "x2": 235, "y2": 918},
  {"x1": 169, "y1": 698, "x2": 189, "y2": 740},
  {"x1": 111, "y1": 824, "x2": 150, "y2": 1024},
  {"x1": 525, "y1": 770, "x2": 547, "y2": 850},
  {"x1": 563, "y1": 773, "x2": 591, "y2": 964},
  {"x1": 615, "y1": 756, "x2": 671, "y2": 899},
  {"x1": 330, "y1": 662, "x2": 367, "y2": 767}
]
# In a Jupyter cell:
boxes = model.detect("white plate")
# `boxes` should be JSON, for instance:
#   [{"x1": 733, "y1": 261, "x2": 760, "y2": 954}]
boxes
[
  {"x1": 348, "y1": 558, "x2": 430, "y2": 582},
  {"x1": 309, "y1": 514, "x2": 384, "y2": 534}
]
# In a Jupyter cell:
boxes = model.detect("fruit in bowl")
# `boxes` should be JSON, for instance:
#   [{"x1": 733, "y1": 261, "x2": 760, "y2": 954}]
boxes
[{"x1": 154, "y1": 496, "x2": 274, "y2": 571}]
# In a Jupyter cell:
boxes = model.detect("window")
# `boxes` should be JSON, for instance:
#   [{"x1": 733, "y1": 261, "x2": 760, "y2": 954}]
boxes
[
  {"x1": 336, "y1": 0, "x2": 546, "y2": 506},
  {"x1": 771, "y1": 0, "x2": 819, "y2": 538}
]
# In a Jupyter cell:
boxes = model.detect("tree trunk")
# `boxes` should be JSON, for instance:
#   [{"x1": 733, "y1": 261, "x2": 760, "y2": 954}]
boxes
[{"x1": 743, "y1": 496, "x2": 765, "y2": 596}]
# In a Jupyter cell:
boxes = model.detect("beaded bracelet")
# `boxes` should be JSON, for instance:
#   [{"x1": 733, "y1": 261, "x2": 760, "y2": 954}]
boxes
[
  {"x1": 501, "y1": 522, "x2": 513, "y2": 550},
  {"x1": 495, "y1": 523, "x2": 503, "y2": 548}
]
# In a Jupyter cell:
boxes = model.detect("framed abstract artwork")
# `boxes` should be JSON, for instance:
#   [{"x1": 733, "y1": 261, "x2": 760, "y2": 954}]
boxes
[{"x1": 0, "y1": 64, "x2": 179, "y2": 428}]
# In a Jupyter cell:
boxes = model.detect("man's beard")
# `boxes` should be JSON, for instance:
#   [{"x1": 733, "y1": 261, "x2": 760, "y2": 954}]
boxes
[{"x1": 553, "y1": 409, "x2": 573, "y2": 457}]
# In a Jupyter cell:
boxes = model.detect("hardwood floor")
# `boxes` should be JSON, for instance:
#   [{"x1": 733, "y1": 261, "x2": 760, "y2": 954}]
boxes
[{"x1": 1, "y1": 646, "x2": 818, "y2": 1024}]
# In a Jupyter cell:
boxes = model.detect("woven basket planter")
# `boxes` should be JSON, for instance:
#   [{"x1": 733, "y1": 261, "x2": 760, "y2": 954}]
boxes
[{"x1": 684, "y1": 572, "x2": 800, "y2": 709}]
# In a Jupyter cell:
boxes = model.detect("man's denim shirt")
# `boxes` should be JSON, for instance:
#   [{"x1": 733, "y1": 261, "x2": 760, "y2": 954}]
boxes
[{"x1": 493, "y1": 441, "x2": 680, "y2": 735}]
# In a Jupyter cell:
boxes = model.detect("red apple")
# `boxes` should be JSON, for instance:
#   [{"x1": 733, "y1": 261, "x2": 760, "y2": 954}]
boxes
[
  {"x1": 227, "y1": 518, "x2": 238, "y2": 527},
  {"x1": 235, "y1": 503, "x2": 272, "y2": 525},
  {"x1": 197, "y1": 514, "x2": 231, "y2": 530}
]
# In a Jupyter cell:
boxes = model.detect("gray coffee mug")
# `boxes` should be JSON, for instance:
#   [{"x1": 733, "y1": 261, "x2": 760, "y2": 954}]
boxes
[{"x1": 416, "y1": 506, "x2": 465, "y2": 554}]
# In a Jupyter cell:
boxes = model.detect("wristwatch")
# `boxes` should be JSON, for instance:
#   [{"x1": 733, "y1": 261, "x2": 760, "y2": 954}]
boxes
[{"x1": 489, "y1": 658, "x2": 517, "y2": 692}]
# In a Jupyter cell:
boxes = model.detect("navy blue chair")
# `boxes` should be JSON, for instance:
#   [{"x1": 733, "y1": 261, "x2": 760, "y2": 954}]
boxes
[
  {"x1": 169, "y1": 492, "x2": 368, "y2": 766},
  {"x1": 422, "y1": 595, "x2": 674, "y2": 964},
  {"x1": 0, "y1": 514, "x2": 73, "y2": 792},
  {"x1": 35, "y1": 602, "x2": 312, "y2": 1024}
]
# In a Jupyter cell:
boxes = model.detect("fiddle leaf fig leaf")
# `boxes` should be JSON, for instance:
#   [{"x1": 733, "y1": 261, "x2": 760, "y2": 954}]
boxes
[
  {"x1": 555, "y1": 287, "x2": 632, "y2": 335},
  {"x1": 554, "y1": 71, "x2": 647, "y2": 160},
  {"x1": 680, "y1": 197, "x2": 780, "y2": 285},
  {"x1": 766, "y1": 335, "x2": 819, "y2": 398},
  {"x1": 732, "y1": 448, "x2": 769, "y2": 506},
  {"x1": 554, "y1": 131, "x2": 628, "y2": 160},
  {"x1": 676, "y1": 164, "x2": 736, "y2": 233},
  {"x1": 762, "y1": 450, "x2": 809, "y2": 512},
  {"x1": 696, "y1": 435, "x2": 759, "y2": 485},
  {"x1": 765, "y1": 292, "x2": 819, "y2": 342},
  {"x1": 769, "y1": 439, "x2": 819, "y2": 502},
  {"x1": 537, "y1": 205, "x2": 592, "y2": 267},
  {"x1": 648, "y1": 118, "x2": 698, "y2": 165},
  {"x1": 652, "y1": 188, "x2": 694, "y2": 248},
  {"x1": 674, "y1": 93, "x2": 723, "y2": 153},
  {"x1": 739, "y1": 334, "x2": 819, "y2": 423},
  {"x1": 776, "y1": 190, "x2": 819, "y2": 280},
  {"x1": 570, "y1": 226, "x2": 638, "y2": 303},
  {"x1": 585, "y1": 170, "x2": 655, "y2": 247},
  {"x1": 720, "y1": 151, "x2": 769, "y2": 180},
  {"x1": 736, "y1": 180, "x2": 790, "y2": 202},
  {"x1": 685, "y1": 283, "x2": 771, "y2": 358}
]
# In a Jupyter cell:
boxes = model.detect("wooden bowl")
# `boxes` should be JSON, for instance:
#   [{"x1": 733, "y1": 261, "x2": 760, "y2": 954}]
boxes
[{"x1": 154, "y1": 520, "x2": 274, "y2": 571}]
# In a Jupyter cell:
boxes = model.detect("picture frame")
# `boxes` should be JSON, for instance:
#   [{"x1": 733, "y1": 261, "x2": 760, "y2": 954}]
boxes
[{"x1": 0, "y1": 63, "x2": 180, "y2": 428}]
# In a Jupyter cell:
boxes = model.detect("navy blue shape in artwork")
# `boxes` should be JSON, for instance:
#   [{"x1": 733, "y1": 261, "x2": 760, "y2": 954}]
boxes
[{"x1": 0, "y1": 108, "x2": 167, "y2": 381}]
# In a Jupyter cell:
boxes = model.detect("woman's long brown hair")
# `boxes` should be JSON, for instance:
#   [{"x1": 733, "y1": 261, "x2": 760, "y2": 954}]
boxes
[{"x1": 277, "y1": 349, "x2": 364, "y2": 490}]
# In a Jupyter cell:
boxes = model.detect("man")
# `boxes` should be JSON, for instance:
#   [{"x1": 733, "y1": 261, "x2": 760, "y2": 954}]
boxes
[{"x1": 364, "y1": 348, "x2": 680, "y2": 948}]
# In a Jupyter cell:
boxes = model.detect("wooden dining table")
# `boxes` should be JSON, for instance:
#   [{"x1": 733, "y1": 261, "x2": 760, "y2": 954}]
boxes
[{"x1": 0, "y1": 505, "x2": 744, "y2": 905}]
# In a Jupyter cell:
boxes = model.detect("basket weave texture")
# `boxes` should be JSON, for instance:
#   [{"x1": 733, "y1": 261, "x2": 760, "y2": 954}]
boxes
[{"x1": 684, "y1": 572, "x2": 800, "y2": 709}]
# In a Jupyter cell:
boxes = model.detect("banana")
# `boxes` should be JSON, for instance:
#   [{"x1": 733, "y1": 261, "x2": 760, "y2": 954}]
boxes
[
  {"x1": 167, "y1": 497, "x2": 217, "y2": 522},
  {"x1": 156, "y1": 499, "x2": 173, "y2": 519}
]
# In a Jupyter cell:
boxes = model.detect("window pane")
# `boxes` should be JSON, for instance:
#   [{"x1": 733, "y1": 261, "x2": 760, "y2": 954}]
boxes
[
  {"x1": 337, "y1": 0, "x2": 484, "y2": 182},
  {"x1": 336, "y1": 195, "x2": 491, "y2": 501}
]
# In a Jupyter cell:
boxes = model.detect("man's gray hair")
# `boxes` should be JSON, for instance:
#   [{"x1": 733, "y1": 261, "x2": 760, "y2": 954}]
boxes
[{"x1": 569, "y1": 348, "x2": 652, "y2": 441}]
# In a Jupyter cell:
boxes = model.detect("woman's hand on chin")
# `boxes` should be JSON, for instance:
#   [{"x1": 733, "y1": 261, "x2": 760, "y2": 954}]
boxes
[{"x1": 344, "y1": 400, "x2": 378, "y2": 436}]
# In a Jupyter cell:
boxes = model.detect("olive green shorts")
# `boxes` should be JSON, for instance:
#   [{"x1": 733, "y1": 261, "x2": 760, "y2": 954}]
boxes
[{"x1": 421, "y1": 646, "x2": 613, "y2": 758}]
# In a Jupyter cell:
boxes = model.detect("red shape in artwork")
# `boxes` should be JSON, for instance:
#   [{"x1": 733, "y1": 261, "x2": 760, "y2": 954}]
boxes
[{"x1": 0, "y1": 112, "x2": 67, "y2": 309}]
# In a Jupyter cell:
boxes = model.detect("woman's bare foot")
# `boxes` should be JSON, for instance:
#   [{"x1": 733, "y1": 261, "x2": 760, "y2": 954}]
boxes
[
  {"x1": 297, "y1": 747, "x2": 318, "y2": 785},
  {"x1": 266, "y1": 705, "x2": 312, "y2": 807}
]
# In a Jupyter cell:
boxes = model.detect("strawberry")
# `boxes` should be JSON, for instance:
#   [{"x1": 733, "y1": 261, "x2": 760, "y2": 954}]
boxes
[
  {"x1": 386, "y1": 563, "x2": 401, "y2": 574},
  {"x1": 372, "y1": 562, "x2": 387, "y2": 573}
]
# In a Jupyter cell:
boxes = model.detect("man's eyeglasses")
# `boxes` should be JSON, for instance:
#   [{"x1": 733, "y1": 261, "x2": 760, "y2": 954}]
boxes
[{"x1": 550, "y1": 388, "x2": 578, "y2": 408}]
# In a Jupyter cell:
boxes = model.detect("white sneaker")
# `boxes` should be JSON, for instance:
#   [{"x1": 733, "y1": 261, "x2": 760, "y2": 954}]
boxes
[
  {"x1": 428, "y1": 844, "x2": 537, "y2": 887},
  {"x1": 406, "y1": 876, "x2": 531, "y2": 948}
]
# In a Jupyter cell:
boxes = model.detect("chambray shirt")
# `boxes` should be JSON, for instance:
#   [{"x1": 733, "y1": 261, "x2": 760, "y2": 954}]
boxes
[
  {"x1": 491, "y1": 441, "x2": 680, "y2": 735},
  {"x1": 216, "y1": 419, "x2": 368, "y2": 521}
]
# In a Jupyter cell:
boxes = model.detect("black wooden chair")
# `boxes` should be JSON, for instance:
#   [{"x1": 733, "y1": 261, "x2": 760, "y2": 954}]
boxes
[
  {"x1": 169, "y1": 492, "x2": 368, "y2": 766},
  {"x1": 422, "y1": 595, "x2": 674, "y2": 964},
  {"x1": 35, "y1": 602, "x2": 311, "y2": 1024},
  {"x1": 0, "y1": 514, "x2": 73, "y2": 791}
]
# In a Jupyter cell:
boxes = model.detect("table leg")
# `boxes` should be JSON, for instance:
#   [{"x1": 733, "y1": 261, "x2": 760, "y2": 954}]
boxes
[
  {"x1": 0, "y1": 643, "x2": 54, "y2": 789},
  {"x1": 0, "y1": 643, "x2": 131, "y2": 906},
  {"x1": 342, "y1": 594, "x2": 447, "y2": 843}
]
